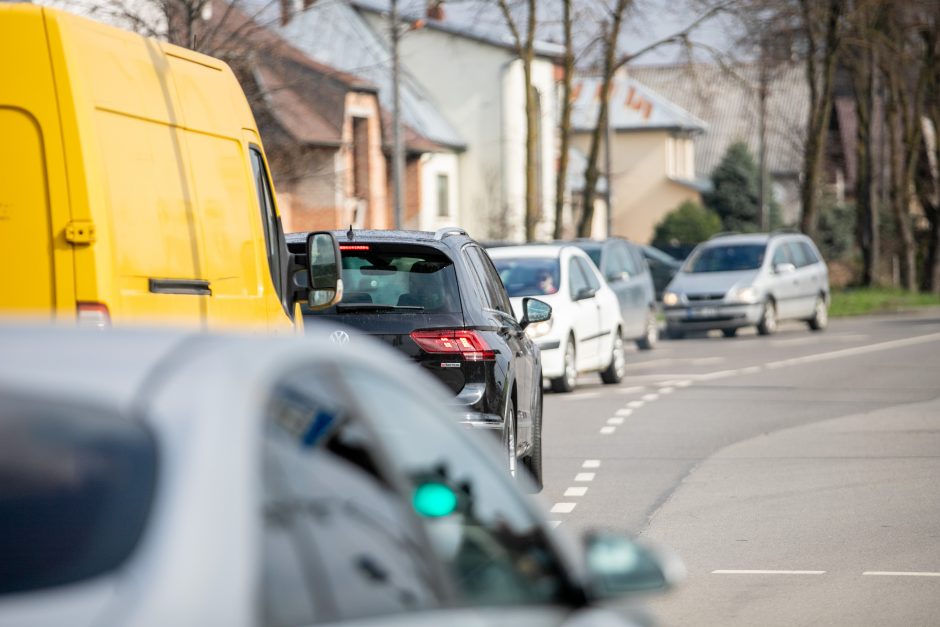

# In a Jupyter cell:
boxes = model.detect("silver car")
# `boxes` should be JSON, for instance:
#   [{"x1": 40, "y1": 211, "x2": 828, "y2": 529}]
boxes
[
  {"x1": 662, "y1": 233, "x2": 829, "y2": 338},
  {"x1": 0, "y1": 325, "x2": 681, "y2": 627}
]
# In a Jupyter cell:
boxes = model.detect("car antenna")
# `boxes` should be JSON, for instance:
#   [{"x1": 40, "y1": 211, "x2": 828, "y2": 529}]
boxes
[{"x1": 347, "y1": 224, "x2": 354, "y2": 241}]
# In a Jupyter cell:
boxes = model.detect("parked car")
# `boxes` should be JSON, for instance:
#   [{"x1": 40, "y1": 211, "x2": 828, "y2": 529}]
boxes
[
  {"x1": 0, "y1": 5, "x2": 340, "y2": 330},
  {"x1": 488, "y1": 245, "x2": 625, "y2": 394},
  {"x1": 640, "y1": 246, "x2": 682, "y2": 301},
  {"x1": 289, "y1": 228, "x2": 549, "y2": 489},
  {"x1": 0, "y1": 325, "x2": 682, "y2": 627},
  {"x1": 662, "y1": 232, "x2": 830, "y2": 338},
  {"x1": 567, "y1": 239, "x2": 659, "y2": 351}
]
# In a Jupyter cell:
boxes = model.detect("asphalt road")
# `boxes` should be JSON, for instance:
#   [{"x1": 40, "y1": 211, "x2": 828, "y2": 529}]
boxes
[{"x1": 539, "y1": 311, "x2": 940, "y2": 627}]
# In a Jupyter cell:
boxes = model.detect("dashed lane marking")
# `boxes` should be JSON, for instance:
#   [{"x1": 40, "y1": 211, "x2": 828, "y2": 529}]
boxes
[
  {"x1": 615, "y1": 408, "x2": 633, "y2": 416},
  {"x1": 551, "y1": 502, "x2": 577, "y2": 514},
  {"x1": 564, "y1": 487, "x2": 588, "y2": 497},
  {"x1": 575, "y1": 472, "x2": 596, "y2": 482},
  {"x1": 712, "y1": 570, "x2": 826, "y2": 575},
  {"x1": 607, "y1": 417, "x2": 624, "y2": 425},
  {"x1": 642, "y1": 393, "x2": 659, "y2": 401},
  {"x1": 627, "y1": 400, "x2": 645, "y2": 408},
  {"x1": 660, "y1": 387, "x2": 675, "y2": 394},
  {"x1": 615, "y1": 386, "x2": 646, "y2": 395},
  {"x1": 599, "y1": 426, "x2": 616, "y2": 435},
  {"x1": 676, "y1": 380, "x2": 693, "y2": 387},
  {"x1": 558, "y1": 391, "x2": 601, "y2": 400},
  {"x1": 582, "y1": 460, "x2": 601, "y2": 468}
]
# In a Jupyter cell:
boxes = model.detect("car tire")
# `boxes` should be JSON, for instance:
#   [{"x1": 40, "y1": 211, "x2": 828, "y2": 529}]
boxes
[
  {"x1": 503, "y1": 397, "x2": 517, "y2": 478},
  {"x1": 757, "y1": 300, "x2": 778, "y2": 336},
  {"x1": 722, "y1": 328, "x2": 738, "y2": 338},
  {"x1": 635, "y1": 309, "x2": 659, "y2": 350},
  {"x1": 521, "y1": 387, "x2": 543, "y2": 493},
  {"x1": 807, "y1": 296, "x2": 828, "y2": 331},
  {"x1": 550, "y1": 338, "x2": 577, "y2": 393},
  {"x1": 600, "y1": 329, "x2": 625, "y2": 384}
]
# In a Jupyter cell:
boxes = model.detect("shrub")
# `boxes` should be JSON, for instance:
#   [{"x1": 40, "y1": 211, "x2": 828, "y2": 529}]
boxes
[{"x1": 652, "y1": 200, "x2": 722, "y2": 255}]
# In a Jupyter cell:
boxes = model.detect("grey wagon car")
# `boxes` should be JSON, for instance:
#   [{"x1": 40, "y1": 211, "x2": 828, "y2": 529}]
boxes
[{"x1": 662, "y1": 233, "x2": 829, "y2": 338}]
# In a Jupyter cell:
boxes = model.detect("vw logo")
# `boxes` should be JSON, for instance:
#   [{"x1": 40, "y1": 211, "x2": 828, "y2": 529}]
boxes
[{"x1": 329, "y1": 330, "x2": 350, "y2": 345}]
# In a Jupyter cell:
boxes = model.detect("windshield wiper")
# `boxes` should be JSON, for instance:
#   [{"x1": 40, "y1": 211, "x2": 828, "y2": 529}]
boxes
[{"x1": 335, "y1": 304, "x2": 425, "y2": 312}]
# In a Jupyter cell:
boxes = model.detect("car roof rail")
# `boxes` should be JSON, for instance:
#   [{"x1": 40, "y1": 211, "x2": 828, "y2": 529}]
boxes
[
  {"x1": 708, "y1": 231, "x2": 740, "y2": 239},
  {"x1": 434, "y1": 227, "x2": 468, "y2": 240}
]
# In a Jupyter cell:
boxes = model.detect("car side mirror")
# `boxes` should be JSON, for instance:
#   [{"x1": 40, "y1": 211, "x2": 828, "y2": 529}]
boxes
[
  {"x1": 304, "y1": 232, "x2": 343, "y2": 309},
  {"x1": 583, "y1": 532, "x2": 684, "y2": 600},
  {"x1": 520, "y1": 297, "x2": 551, "y2": 329},
  {"x1": 774, "y1": 262, "x2": 796, "y2": 275},
  {"x1": 575, "y1": 287, "x2": 597, "y2": 301}
]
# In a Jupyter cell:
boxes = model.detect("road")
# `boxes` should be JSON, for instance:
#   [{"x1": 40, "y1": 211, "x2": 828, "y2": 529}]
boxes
[{"x1": 539, "y1": 311, "x2": 940, "y2": 626}]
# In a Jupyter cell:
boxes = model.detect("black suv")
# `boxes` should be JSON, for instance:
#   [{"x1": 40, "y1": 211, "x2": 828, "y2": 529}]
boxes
[{"x1": 288, "y1": 228, "x2": 550, "y2": 489}]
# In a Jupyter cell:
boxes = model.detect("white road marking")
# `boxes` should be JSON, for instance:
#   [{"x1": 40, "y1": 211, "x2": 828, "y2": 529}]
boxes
[
  {"x1": 575, "y1": 472, "x2": 596, "y2": 482},
  {"x1": 697, "y1": 369, "x2": 743, "y2": 381},
  {"x1": 615, "y1": 386, "x2": 646, "y2": 395},
  {"x1": 676, "y1": 380, "x2": 693, "y2": 387},
  {"x1": 740, "y1": 366, "x2": 762, "y2": 374},
  {"x1": 607, "y1": 417, "x2": 624, "y2": 425},
  {"x1": 863, "y1": 571, "x2": 940, "y2": 577},
  {"x1": 642, "y1": 393, "x2": 659, "y2": 401},
  {"x1": 763, "y1": 332, "x2": 940, "y2": 369},
  {"x1": 548, "y1": 521, "x2": 562, "y2": 528},
  {"x1": 551, "y1": 502, "x2": 577, "y2": 514},
  {"x1": 627, "y1": 400, "x2": 645, "y2": 408},
  {"x1": 660, "y1": 387, "x2": 675, "y2": 394},
  {"x1": 559, "y1": 391, "x2": 601, "y2": 400},
  {"x1": 712, "y1": 570, "x2": 826, "y2": 575},
  {"x1": 615, "y1": 408, "x2": 633, "y2": 416},
  {"x1": 582, "y1": 460, "x2": 601, "y2": 468},
  {"x1": 769, "y1": 337, "x2": 818, "y2": 347},
  {"x1": 690, "y1": 357, "x2": 726, "y2": 365},
  {"x1": 656, "y1": 380, "x2": 677, "y2": 388},
  {"x1": 564, "y1": 487, "x2": 589, "y2": 497},
  {"x1": 600, "y1": 426, "x2": 616, "y2": 434}
]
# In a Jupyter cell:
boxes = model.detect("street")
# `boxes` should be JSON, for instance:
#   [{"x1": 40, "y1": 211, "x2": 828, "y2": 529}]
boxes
[{"x1": 540, "y1": 311, "x2": 940, "y2": 626}]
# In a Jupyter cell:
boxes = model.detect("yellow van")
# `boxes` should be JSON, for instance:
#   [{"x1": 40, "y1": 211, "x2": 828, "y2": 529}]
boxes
[{"x1": 0, "y1": 4, "x2": 339, "y2": 331}]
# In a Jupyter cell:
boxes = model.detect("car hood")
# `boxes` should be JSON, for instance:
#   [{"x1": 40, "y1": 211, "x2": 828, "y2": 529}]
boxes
[{"x1": 667, "y1": 269, "x2": 761, "y2": 297}]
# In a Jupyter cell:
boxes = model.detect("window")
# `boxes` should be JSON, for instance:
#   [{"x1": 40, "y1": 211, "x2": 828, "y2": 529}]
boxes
[
  {"x1": 437, "y1": 174, "x2": 450, "y2": 218},
  {"x1": 303, "y1": 246, "x2": 462, "y2": 314},
  {"x1": 574, "y1": 257, "x2": 601, "y2": 291},
  {"x1": 602, "y1": 244, "x2": 637, "y2": 281},
  {"x1": 261, "y1": 369, "x2": 443, "y2": 625},
  {"x1": 772, "y1": 245, "x2": 792, "y2": 267},
  {"x1": 465, "y1": 246, "x2": 512, "y2": 314},
  {"x1": 249, "y1": 146, "x2": 283, "y2": 298},
  {"x1": 339, "y1": 365, "x2": 580, "y2": 609},
  {"x1": 0, "y1": 396, "x2": 157, "y2": 595},
  {"x1": 685, "y1": 244, "x2": 766, "y2": 273},
  {"x1": 568, "y1": 258, "x2": 590, "y2": 299},
  {"x1": 799, "y1": 241, "x2": 820, "y2": 266},
  {"x1": 352, "y1": 117, "x2": 370, "y2": 200},
  {"x1": 786, "y1": 241, "x2": 810, "y2": 267},
  {"x1": 492, "y1": 257, "x2": 560, "y2": 297}
]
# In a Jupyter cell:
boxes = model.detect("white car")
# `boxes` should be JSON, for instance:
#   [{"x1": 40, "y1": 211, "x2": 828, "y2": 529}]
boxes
[
  {"x1": 489, "y1": 245, "x2": 626, "y2": 393},
  {"x1": 0, "y1": 325, "x2": 680, "y2": 627}
]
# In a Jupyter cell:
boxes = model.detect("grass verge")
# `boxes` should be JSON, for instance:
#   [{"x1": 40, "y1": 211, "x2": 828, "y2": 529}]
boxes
[{"x1": 829, "y1": 287, "x2": 940, "y2": 317}]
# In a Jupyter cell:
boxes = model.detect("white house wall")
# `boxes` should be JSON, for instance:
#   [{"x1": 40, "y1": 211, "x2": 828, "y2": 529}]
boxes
[{"x1": 418, "y1": 152, "x2": 461, "y2": 232}]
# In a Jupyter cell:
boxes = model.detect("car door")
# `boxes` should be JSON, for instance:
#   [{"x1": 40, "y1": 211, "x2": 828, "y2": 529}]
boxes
[
  {"x1": 338, "y1": 363, "x2": 587, "y2": 627},
  {"x1": 601, "y1": 243, "x2": 645, "y2": 338},
  {"x1": 768, "y1": 242, "x2": 799, "y2": 319},
  {"x1": 787, "y1": 240, "x2": 822, "y2": 317},
  {"x1": 259, "y1": 366, "x2": 459, "y2": 627},
  {"x1": 567, "y1": 254, "x2": 601, "y2": 370}
]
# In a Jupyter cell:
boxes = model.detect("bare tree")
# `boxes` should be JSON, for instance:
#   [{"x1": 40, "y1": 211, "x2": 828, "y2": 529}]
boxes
[
  {"x1": 914, "y1": 8, "x2": 940, "y2": 293},
  {"x1": 553, "y1": 0, "x2": 575, "y2": 239}
]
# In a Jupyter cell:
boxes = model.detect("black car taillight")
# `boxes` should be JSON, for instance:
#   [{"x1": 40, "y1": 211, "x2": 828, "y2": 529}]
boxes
[{"x1": 410, "y1": 329, "x2": 496, "y2": 361}]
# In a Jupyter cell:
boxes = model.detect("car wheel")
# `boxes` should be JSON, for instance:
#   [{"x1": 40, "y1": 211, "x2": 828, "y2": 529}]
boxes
[
  {"x1": 550, "y1": 338, "x2": 577, "y2": 393},
  {"x1": 503, "y1": 397, "x2": 517, "y2": 477},
  {"x1": 600, "y1": 329, "x2": 625, "y2": 384},
  {"x1": 807, "y1": 296, "x2": 828, "y2": 331},
  {"x1": 635, "y1": 309, "x2": 659, "y2": 350},
  {"x1": 521, "y1": 387, "x2": 543, "y2": 493},
  {"x1": 757, "y1": 300, "x2": 778, "y2": 336},
  {"x1": 721, "y1": 328, "x2": 738, "y2": 338}
]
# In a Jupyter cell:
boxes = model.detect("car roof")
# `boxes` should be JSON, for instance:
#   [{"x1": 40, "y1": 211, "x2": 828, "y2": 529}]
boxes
[
  {"x1": 703, "y1": 233, "x2": 774, "y2": 246},
  {"x1": 486, "y1": 244, "x2": 576, "y2": 259},
  {"x1": 286, "y1": 229, "x2": 469, "y2": 247}
]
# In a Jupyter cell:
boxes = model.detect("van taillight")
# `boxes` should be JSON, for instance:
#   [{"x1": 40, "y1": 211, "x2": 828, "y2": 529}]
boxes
[
  {"x1": 410, "y1": 329, "x2": 495, "y2": 361},
  {"x1": 76, "y1": 302, "x2": 110, "y2": 329}
]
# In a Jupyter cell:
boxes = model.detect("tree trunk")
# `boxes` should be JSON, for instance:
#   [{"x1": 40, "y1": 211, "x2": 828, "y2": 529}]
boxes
[
  {"x1": 886, "y1": 83, "x2": 917, "y2": 291},
  {"x1": 523, "y1": 60, "x2": 539, "y2": 241},
  {"x1": 553, "y1": 0, "x2": 574, "y2": 240},
  {"x1": 851, "y1": 43, "x2": 878, "y2": 285}
]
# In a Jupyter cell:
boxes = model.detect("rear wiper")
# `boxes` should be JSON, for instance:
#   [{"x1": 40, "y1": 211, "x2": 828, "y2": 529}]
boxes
[{"x1": 335, "y1": 304, "x2": 425, "y2": 312}]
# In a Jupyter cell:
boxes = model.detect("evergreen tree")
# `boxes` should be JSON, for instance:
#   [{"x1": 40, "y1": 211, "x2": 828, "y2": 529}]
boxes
[
  {"x1": 652, "y1": 200, "x2": 722, "y2": 253},
  {"x1": 704, "y1": 142, "x2": 761, "y2": 232}
]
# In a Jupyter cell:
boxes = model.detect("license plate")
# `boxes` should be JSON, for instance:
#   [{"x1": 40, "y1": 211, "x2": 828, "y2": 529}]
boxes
[{"x1": 688, "y1": 307, "x2": 718, "y2": 318}]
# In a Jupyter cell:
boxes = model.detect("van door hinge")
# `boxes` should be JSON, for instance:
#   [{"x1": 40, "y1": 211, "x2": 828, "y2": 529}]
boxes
[{"x1": 65, "y1": 220, "x2": 96, "y2": 244}]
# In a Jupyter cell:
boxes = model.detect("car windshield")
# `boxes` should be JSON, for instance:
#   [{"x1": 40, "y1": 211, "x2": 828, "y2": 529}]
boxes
[
  {"x1": 684, "y1": 244, "x2": 766, "y2": 273},
  {"x1": 304, "y1": 246, "x2": 462, "y2": 314},
  {"x1": 492, "y1": 258, "x2": 561, "y2": 297}
]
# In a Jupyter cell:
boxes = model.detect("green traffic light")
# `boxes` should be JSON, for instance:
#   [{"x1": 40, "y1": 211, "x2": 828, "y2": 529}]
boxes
[{"x1": 412, "y1": 482, "x2": 458, "y2": 518}]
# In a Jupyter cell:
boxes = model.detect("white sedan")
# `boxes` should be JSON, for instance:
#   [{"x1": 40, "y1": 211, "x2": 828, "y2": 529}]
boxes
[{"x1": 489, "y1": 245, "x2": 626, "y2": 393}]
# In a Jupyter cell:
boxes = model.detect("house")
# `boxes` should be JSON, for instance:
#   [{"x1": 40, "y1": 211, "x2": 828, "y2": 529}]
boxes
[
  {"x1": 571, "y1": 72, "x2": 707, "y2": 244},
  {"x1": 628, "y1": 62, "x2": 809, "y2": 226},
  {"x1": 243, "y1": 0, "x2": 466, "y2": 233}
]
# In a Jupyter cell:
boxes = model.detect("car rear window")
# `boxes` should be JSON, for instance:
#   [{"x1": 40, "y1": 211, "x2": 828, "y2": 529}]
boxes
[
  {"x1": 492, "y1": 257, "x2": 561, "y2": 297},
  {"x1": 305, "y1": 245, "x2": 462, "y2": 314},
  {"x1": 0, "y1": 395, "x2": 157, "y2": 595},
  {"x1": 684, "y1": 244, "x2": 766, "y2": 273}
]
